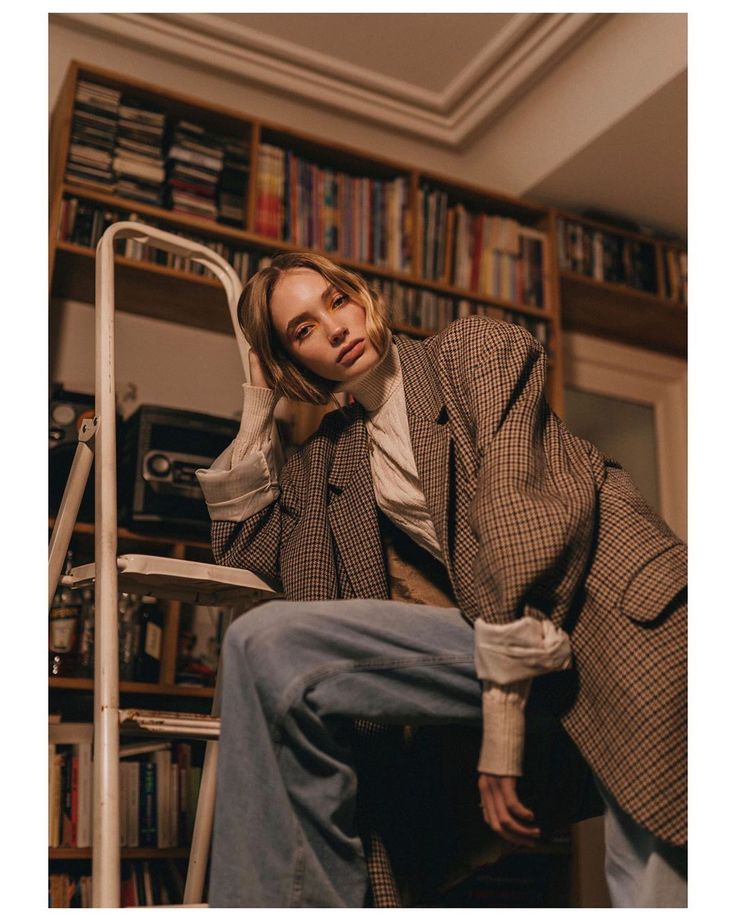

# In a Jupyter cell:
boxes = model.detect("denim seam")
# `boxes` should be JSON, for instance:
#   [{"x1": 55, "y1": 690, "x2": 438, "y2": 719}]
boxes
[
  {"x1": 274, "y1": 652, "x2": 475, "y2": 731},
  {"x1": 287, "y1": 813, "x2": 306, "y2": 907}
]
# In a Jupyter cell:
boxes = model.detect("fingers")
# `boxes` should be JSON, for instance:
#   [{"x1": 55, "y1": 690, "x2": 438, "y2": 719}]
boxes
[
  {"x1": 479, "y1": 775, "x2": 540, "y2": 848},
  {"x1": 501, "y1": 776, "x2": 536, "y2": 824}
]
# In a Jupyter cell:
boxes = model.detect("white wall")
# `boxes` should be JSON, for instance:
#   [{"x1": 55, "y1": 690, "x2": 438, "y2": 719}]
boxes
[{"x1": 52, "y1": 301, "x2": 246, "y2": 422}]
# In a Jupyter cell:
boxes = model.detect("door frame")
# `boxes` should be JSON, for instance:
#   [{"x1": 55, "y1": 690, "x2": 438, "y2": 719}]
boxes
[{"x1": 562, "y1": 332, "x2": 687, "y2": 541}]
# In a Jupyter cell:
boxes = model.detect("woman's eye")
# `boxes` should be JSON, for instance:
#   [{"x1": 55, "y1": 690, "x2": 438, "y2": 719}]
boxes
[
  {"x1": 295, "y1": 326, "x2": 312, "y2": 341},
  {"x1": 333, "y1": 294, "x2": 347, "y2": 308}
]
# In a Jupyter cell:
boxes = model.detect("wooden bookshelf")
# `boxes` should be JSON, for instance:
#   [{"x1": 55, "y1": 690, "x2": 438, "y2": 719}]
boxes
[{"x1": 49, "y1": 60, "x2": 564, "y2": 403}]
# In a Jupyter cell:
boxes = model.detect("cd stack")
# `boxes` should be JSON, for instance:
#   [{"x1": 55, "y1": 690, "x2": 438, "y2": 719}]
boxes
[
  {"x1": 166, "y1": 120, "x2": 225, "y2": 221},
  {"x1": 217, "y1": 139, "x2": 251, "y2": 227},
  {"x1": 113, "y1": 96, "x2": 167, "y2": 206},
  {"x1": 65, "y1": 80, "x2": 121, "y2": 192}
]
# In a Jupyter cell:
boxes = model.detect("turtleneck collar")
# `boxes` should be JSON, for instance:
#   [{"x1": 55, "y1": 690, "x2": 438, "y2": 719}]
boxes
[{"x1": 334, "y1": 336, "x2": 401, "y2": 413}]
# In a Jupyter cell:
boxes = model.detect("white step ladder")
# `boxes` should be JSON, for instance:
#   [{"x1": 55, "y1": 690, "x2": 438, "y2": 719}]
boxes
[{"x1": 48, "y1": 222, "x2": 280, "y2": 906}]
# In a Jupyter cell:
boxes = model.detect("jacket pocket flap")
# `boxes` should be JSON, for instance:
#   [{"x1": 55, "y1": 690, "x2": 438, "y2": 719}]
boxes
[{"x1": 621, "y1": 543, "x2": 687, "y2": 623}]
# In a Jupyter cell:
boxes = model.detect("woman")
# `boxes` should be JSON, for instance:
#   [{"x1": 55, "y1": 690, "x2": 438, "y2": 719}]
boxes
[{"x1": 196, "y1": 252, "x2": 687, "y2": 908}]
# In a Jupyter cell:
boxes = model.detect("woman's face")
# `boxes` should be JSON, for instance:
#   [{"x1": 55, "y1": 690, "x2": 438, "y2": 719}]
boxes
[{"x1": 269, "y1": 268, "x2": 382, "y2": 384}]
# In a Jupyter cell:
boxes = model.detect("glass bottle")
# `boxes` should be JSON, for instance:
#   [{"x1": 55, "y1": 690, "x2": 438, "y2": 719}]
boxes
[
  {"x1": 135, "y1": 595, "x2": 163, "y2": 683},
  {"x1": 76, "y1": 588, "x2": 95, "y2": 678},
  {"x1": 49, "y1": 551, "x2": 81, "y2": 677}
]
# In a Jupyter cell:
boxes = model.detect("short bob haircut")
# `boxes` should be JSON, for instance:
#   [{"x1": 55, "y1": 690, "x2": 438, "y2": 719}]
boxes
[{"x1": 237, "y1": 251, "x2": 391, "y2": 406}]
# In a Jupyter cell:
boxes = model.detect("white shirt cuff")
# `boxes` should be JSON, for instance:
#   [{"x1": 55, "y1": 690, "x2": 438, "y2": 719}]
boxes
[
  {"x1": 474, "y1": 615, "x2": 572, "y2": 685},
  {"x1": 195, "y1": 447, "x2": 279, "y2": 522}
]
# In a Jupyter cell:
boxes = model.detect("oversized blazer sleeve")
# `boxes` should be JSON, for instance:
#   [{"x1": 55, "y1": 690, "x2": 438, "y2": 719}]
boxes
[
  {"x1": 209, "y1": 446, "x2": 302, "y2": 593},
  {"x1": 459, "y1": 319, "x2": 599, "y2": 628}
]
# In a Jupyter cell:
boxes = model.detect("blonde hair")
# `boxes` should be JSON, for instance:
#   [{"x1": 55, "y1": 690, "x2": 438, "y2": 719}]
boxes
[{"x1": 238, "y1": 251, "x2": 391, "y2": 406}]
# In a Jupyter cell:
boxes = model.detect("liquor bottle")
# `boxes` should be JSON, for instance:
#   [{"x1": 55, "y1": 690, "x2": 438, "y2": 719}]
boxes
[
  {"x1": 49, "y1": 551, "x2": 81, "y2": 677},
  {"x1": 135, "y1": 595, "x2": 163, "y2": 683},
  {"x1": 76, "y1": 588, "x2": 95, "y2": 678},
  {"x1": 118, "y1": 593, "x2": 141, "y2": 682}
]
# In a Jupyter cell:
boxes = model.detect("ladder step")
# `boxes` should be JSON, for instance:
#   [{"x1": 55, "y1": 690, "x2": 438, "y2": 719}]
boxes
[
  {"x1": 120, "y1": 708, "x2": 221, "y2": 739},
  {"x1": 63, "y1": 554, "x2": 279, "y2": 605}
]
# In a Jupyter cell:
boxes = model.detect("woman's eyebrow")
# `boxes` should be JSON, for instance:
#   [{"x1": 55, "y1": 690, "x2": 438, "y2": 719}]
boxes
[{"x1": 284, "y1": 284, "x2": 336, "y2": 336}]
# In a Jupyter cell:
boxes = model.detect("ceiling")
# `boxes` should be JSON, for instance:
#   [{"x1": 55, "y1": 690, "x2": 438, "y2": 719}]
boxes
[{"x1": 52, "y1": 11, "x2": 687, "y2": 240}]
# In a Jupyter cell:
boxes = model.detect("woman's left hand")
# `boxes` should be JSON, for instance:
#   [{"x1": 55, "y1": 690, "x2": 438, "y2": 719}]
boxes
[{"x1": 478, "y1": 773, "x2": 541, "y2": 847}]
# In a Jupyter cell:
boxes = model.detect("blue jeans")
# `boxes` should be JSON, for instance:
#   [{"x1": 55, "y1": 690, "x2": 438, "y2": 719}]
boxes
[
  {"x1": 208, "y1": 598, "x2": 685, "y2": 907},
  {"x1": 208, "y1": 598, "x2": 480, "y2": 906},
  {"x1": 595, "y1": 777, "x2": 687, "y2": 907}
]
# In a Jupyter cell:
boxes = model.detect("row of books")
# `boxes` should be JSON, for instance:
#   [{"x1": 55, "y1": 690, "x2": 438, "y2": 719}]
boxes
[
  {"x1": 57, "y1": 199, "x2": 551, "y2": 343},
  {"x1": 556, "y1": 218, "x2": 658, "y2": 294},
  {"x1": 418, "y1": 188, "x2": 547, "y2": 308},
  {"x1": 49, "y1": 860, "x2": 186, "y2": 908},
  {"x1": 370, "y1": 275, "x2": 549, "y2": 348},
  {"x1": 663, "y1": 246, "x2": 687, "y2": 304},
  {"x1": 65, "y1": 78, "x2": 250, "y2": 225},
  {"x1": 49, "y1": 721, "x2": 203, "y2": 850},
  {"x1": 255, "y1": 144, "x2": 413, "y2": 272},
  {"x1": 57, "y1": 198, "x2": 265, "y2": 284}
]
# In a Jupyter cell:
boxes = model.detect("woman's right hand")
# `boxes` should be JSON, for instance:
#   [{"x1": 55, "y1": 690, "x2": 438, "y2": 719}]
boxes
[{"x1": 248, "y1": 347, "x2": 271, "y2": 390}]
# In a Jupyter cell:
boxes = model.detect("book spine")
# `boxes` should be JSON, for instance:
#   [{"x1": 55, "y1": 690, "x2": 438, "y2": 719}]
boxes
[{"x1": 139, "y1": 761, "x2": 156, "y2": 847}]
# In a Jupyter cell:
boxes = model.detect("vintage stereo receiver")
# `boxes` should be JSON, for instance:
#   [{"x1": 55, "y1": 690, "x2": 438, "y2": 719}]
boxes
[{"x1": 118, "y1": 405, "x2": 239, "y2": 534}]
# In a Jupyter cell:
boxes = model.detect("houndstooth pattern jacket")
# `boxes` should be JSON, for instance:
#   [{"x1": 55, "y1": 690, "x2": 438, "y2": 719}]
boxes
[{"x1": 211, "y1": 316, "x2": 687, "y2": 900}]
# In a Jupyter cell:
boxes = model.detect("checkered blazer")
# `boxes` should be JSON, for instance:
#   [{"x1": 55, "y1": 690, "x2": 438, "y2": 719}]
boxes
[{"x1": 212, "y1": 316, "x2": 687, "y2": 899}]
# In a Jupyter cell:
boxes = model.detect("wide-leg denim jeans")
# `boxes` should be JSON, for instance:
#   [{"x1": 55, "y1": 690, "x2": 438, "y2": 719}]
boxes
[
  {"x1": 207, "y1": 597, "x2": 687, "y2": 908},
  {"x1": 208, "y1": 598, "x2": 480, "y2": 907}
]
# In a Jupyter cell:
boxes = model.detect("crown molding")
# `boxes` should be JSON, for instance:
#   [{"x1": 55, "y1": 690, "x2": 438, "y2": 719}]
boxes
[{"x1": 52, "y1": 11, "x2": 610, "y2": 149}]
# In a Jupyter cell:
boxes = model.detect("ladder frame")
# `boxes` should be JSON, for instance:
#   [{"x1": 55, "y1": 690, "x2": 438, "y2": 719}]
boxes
[{"x1": 48, "y1": 221, "x2": 257, "y2": 906}]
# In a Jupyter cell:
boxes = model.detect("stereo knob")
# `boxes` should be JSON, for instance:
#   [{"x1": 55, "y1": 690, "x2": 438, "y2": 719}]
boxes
[
  {"x1": 146, "y1": 453, "x2": 171, "y2": 477},
  {"x1": 52, "y1": 404, "x2": 76, "y2": 426}
]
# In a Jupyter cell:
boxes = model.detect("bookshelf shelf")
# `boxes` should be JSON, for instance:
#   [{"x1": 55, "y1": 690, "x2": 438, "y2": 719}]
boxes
[
  {"x1": 50, "y1": 847, "x2": 191, "y2": 861},
  {"x1": 49, "y1": 677, "x2": 216, "y2": 698},
  {"x1": 558, "y1": 271, "x2": 686, "y2": 357}
]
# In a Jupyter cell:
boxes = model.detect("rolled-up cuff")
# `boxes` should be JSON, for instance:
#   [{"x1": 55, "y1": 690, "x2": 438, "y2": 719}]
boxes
[
  {"x1": 195, "y1": 449, "x2": 279, "y2": 521},
  {"x1": 474, "y1": 615, "x2": 572, "y2": 685},
  {"x1": 477, "y1": 679, "x2": 531, "y2": 776}
]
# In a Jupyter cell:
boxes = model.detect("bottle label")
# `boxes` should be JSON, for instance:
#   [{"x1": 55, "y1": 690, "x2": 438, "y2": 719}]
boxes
[
  {"x1": 144, "y1": 622, "x2": 163, "y2": 661},
  {"x1": 49, "y1": 607, "x2": 78, "y2": 652}
]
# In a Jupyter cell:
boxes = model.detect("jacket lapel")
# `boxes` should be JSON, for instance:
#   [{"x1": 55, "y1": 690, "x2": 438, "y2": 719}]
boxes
[
  {"x1": 327, "y1": 406, "x2": 389, "y2": 599},
  {"x1": 394, "y1": 336, "x2": 455, "y2": 570}
]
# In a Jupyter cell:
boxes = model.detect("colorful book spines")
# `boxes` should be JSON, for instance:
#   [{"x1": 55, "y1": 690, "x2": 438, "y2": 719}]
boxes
[{"x1": 254, "y1": 143, "x2": 412, "y2": 272}]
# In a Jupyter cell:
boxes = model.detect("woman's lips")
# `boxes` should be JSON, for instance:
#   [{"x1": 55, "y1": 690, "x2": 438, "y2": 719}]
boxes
[{"x1": 338, "y1": 339, "x2": 365, "y2": 366}]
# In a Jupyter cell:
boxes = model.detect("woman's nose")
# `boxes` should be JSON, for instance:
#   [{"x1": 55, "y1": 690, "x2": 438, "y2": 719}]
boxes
[{"x1": 326, "y1": 319, "x2": 348, "y2": 344}]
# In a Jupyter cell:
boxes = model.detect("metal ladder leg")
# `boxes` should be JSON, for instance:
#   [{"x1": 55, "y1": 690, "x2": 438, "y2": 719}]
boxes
[{"x1": 182, "y1": 608, "x2": 235, "y2": 904}]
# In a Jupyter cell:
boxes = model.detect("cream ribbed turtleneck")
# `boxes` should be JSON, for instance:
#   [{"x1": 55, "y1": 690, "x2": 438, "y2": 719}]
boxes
[{"x1": 335, "y1": 339, "x2": 445, "y2": 564}]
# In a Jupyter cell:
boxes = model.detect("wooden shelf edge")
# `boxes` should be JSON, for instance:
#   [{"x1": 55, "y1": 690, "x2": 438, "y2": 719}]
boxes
[
  {"x1": 559, "y1": 270, "x2": 687, "y2": 311},
  {"x1": 49, "y1": 847, "x2": 190, "y2": 860},
  {"x1": 49, "y1": 518, "x2": 212, "y2": 549},
  {"x1": 49, "y1": 678, "x2": 215, "y2": 698}
]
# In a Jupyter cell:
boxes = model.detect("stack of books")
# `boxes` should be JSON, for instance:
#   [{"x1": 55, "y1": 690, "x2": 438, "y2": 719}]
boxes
[
  {"x1": 218, "y1": 139, "x2": 251, "y2": 227},
  {"x1": 166, "y1": 120, "x2": 226, "y2": 221},
  {"x1": 113, "y1": 96, "x2": 167, "y2": 206},
  {"x1": 65, "y1": 79, "x2": 121, "y2": 191}
]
